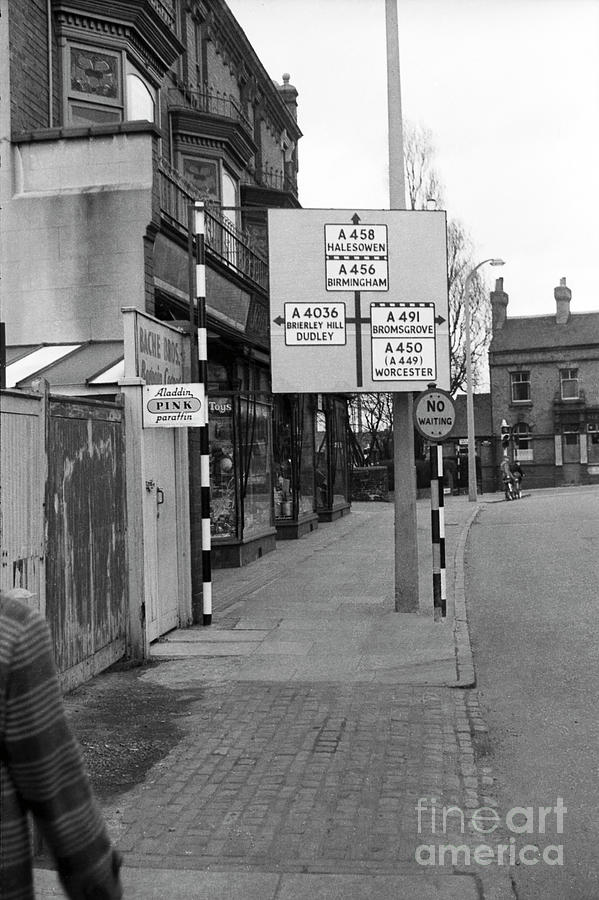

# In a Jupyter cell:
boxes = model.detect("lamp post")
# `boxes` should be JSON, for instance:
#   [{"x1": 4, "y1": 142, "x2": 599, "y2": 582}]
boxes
[{"x1": 464, "y1": 257, "x2": 505, "y2": 501}]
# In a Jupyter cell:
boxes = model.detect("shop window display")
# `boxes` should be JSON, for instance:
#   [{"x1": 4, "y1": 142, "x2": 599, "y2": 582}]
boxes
[
  {"x1": 209, "y1": 394, "x2": 273, "y2": 540},
  {"x1": 315, "y1": 410, "x2": 329, "y2": 508},
  {"x1": 273, "y1": 396, "x2": 316, "y2": 519},
  {"x1": 315, "y1": 397, "x2": 350, "y2": 512},
  {"x1": 209, "y1": 397, "x2": 237, "y2": 537},
  {"x1": 330, "y1": 400, "x2": 349, "y2": 507},
  {"x1": 298, "y1": 399, "x2": 316, "y2": 515},
  {"x1": 239, "y1": 396, "x2": 273, "y2": 536}
]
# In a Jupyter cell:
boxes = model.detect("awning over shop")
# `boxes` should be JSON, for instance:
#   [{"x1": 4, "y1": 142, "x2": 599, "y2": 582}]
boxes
[{"x1": 5, "y1": 342, "x2": 124, "y2": 394}]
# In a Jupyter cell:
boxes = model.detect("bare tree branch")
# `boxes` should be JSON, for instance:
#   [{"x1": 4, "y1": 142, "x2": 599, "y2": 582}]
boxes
[
  {"x1": 404, "y1": 120, "x2": 491, "y2": 395},
  {"x1": 348, "y1": 122, "x2": 492, "y2": 459}
]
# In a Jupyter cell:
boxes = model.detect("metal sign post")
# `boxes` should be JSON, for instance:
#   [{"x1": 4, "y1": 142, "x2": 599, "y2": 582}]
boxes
[
  {"x1": 386, "y1": 0, "x2": 418, "y2": 612},
  {"x1": 430, "y1": 443, "x2": 447, "y2": 620}
]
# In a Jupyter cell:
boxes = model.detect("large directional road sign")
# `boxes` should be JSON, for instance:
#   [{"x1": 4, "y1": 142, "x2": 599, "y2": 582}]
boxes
[{"x1": 268, "y1": 208, "x2": 449, "y2": 393}]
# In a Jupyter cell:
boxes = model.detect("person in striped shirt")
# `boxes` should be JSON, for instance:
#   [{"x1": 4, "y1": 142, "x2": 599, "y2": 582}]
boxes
[{"x1": 0, "y1": 588, "x2": 122, "y2": 900}]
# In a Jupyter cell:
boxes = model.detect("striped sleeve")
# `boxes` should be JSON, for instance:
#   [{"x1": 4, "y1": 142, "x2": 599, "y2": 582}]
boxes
[{"x1": 3, "y1": 607, "x2": 122, "y2": 899}]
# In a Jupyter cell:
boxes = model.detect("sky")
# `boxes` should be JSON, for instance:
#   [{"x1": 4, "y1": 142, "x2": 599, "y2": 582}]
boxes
[{"x1": 227, "y1": 0, "x2": 599, "y2": 318}]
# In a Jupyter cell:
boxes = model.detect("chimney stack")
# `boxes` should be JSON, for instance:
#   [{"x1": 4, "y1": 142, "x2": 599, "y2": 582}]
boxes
[
  {"x1": 491, "y1": 277, "x2": 509, "y2": 331},
  {"x1": 555, "y1": 277, "x2": 571, "y2": 324}
]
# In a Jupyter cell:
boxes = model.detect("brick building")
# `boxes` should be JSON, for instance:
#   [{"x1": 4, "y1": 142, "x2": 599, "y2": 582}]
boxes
[
  {"x1": 1, "y1": 0, "x2": 351, "y2": 640},
  {"x1": 489, "y1": 276, "x2": 599, "y2": 488},
  {"x1": 444, "y1": 393, "x2": 496, "y2": 495}
]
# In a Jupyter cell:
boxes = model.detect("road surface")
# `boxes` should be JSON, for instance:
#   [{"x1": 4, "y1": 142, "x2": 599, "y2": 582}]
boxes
[{"x1": 467, "y1": 485, "x2": 599, "y2": 899}]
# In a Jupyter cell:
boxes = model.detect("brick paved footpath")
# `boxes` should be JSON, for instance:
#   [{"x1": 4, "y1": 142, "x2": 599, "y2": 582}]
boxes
[{"x1": 35, "y1": 498, "x2": 516, "y2": 899}]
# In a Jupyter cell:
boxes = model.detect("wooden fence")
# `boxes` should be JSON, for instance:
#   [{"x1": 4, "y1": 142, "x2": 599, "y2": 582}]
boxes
[{"x1": 1, "y1": 388, "x2": 127, "y2": 689}]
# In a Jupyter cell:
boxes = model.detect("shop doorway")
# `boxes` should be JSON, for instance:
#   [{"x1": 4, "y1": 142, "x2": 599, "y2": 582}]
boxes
[{"x1": 562, "y1": 431, "x2": 581, "y2": 484}]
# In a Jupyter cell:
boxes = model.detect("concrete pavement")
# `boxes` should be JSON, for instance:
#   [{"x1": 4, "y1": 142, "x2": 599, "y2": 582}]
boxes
[
  {"x1": 35, "y1": 496, "x2": 516, "y2": 899},
  {"x1": 152, "y1": 495, "x2": 477, "y2": 686}
]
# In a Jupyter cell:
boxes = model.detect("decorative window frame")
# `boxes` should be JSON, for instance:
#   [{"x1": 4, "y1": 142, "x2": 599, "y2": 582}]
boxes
[
  {"x1": 62, "y1": 39, "x2": 158, "y2": 127},
  {"x1": 64, "y1": 42, "x2": 124, "y2": 124},
  {"x1": 181, "y1": 155, "x2": 222, "y2": 203}
]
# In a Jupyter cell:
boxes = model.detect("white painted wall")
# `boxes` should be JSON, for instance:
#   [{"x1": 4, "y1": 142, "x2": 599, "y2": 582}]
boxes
[{"x1": 2, "y1": 133, "x2": 154, "y2": 344}]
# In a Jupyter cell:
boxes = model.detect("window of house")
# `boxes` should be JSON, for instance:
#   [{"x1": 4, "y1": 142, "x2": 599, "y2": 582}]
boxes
[
  {"x1": 513, "y1": 422, "x2": 533, "y2": 462},
  {"x1": 193, "y1": 18, "x2": 205, "y2": 87},
  {"x1": 563, "y1": 424, "x2": 579, "y2": 446},
  {"x1": 182, "y1": 157, "x2": 220, "y2": 202},
  {"x1": 126, "y1": 60, "x2": 156, "y2": 122},
  {"x1": 67, "y1": 45, "x2": 123, "y2": 125},
  {"x1": 65, "y1": 43, "x2": 156, "y2": 127},
  {"x1": 181, "y1": 157, "x2": 239, "y2": 218},
  {"x1": 560, "y1": 368, "x2": 579, "y2": 400},
  {"x1": 511, "y1": 371, "x2": 531, "y2": 403},
  {"x1": 221, "y1": 168, "x2": 238, "y2": 225}
]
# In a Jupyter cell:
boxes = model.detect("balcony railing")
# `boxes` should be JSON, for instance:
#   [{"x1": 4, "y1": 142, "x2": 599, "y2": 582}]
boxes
[
  {"x1": 167, "y1": 85, "x2": 253, "y2": 135},
  {"x1": 242, "y1": 164, "x2": 298, "y2": 196},
  {"x1": 157, "y1": 157, "x2": 268, "y2": 292}
]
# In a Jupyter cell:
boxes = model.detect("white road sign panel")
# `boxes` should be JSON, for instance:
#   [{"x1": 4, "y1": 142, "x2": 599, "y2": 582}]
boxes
[
  {"x1": 325, "y1": 259, "x2": 388, "y2": 291},
  {"x1": 371, "y1": 302, "x2": 437, "y2": 382},
  {"x1": 325, "y1": 223, "x2": 388, "y2": 252},
  {"x1": 284, "y1": 302, "x2": 346, "y2": 345},
  {"x1": 143, "y1": 383, "x2": 205, "y2": 428},
  {"x1": 268, "y1": 208, "x2": 450, "y2": 393},
  {"x1": 324, "y1": 223, "x2": 388, "y2": 292}
]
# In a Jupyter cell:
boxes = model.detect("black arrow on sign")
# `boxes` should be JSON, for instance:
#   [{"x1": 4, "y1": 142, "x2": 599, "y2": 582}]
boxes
[
  {"x1": 273, "y1": 315, "x2": 285, "y2": 326},
  {"x1": 351, "y1": 212, "x2": 361, "y2": 225},
  {"x1": 435, "y1": 315, "x2": 446, "y2": 326}
]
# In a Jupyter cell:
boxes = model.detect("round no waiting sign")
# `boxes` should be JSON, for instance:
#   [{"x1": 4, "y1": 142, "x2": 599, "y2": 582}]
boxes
[{"x1": 413, "y1": 387, "x2": 456, "y2": 442}]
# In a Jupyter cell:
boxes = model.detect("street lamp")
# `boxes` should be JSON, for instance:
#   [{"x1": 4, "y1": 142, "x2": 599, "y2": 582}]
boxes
[{"x1": 464, "y1": 257, "x2": 505, "y2": 501}]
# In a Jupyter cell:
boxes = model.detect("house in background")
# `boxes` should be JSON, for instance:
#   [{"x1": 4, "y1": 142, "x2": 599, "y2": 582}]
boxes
[
  {"x1": 489, "y1": 277, "x2": 599, "y2": 488},
  {"x1": 444, "y1": 393, "x2": 497, "y2": 494}
]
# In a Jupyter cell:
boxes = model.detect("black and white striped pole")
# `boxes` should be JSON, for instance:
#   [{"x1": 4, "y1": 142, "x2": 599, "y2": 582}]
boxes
[
  {"x1": 191, "y1": 200, "x2": 212, "y2": 626},
  {"x1": 413, "y1": 386, "x2": 456, "y2": 622},
  {"x1": 430, "y1": 443, "x2": 447, "y2": 620}
]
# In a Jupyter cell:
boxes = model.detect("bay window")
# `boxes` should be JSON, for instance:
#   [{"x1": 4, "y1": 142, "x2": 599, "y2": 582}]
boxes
[{"x1": 64, "y1": 43, "x2": 157, "y2": 127}]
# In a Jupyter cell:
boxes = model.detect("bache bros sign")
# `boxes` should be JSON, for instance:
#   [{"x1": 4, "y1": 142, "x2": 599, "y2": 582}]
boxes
[{"x1": 122, "y1": 307, "x2": 188, "y2": 385}]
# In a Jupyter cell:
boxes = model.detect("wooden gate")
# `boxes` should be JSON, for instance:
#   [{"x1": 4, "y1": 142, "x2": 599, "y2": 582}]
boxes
[
  {"x1": 144, "y1": 428, "x2": 180, "y2": 642},
  {"x1": 0, "y1": 391, "x2": 46, "y2": 606},
  {"x1": 45, "y1": 396, "x2": 127, "y2": 686}
]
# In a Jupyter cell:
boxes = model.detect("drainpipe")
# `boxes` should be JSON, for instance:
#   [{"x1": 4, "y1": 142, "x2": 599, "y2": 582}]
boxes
[{"x1": 47, "y1": 0, "x2": 54, "y2": 127}]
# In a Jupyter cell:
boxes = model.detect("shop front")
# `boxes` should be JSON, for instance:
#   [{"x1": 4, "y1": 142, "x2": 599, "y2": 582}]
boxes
[
  {"x1": 209, "y1": 391, "x2": 276, "y2": 568},
  {"x1": 272, "y1": 394, "x2": 319, "y2": 539},
  {"x1": 315, "y1": 395, "x2": 351, "y2": 522}
]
